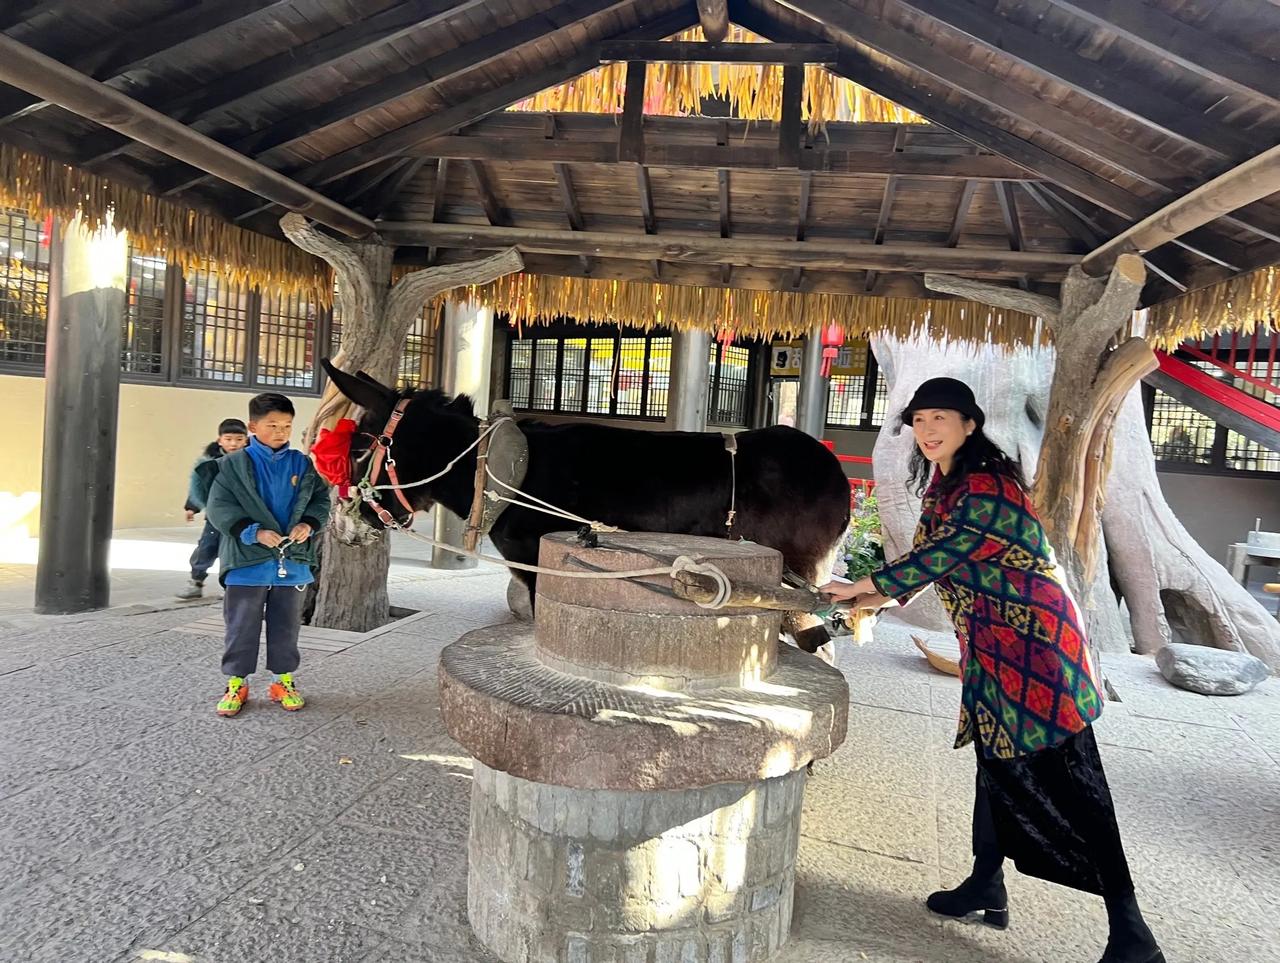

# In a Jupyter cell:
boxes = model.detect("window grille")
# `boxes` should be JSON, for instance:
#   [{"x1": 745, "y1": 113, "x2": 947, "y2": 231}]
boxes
[
  {"x1": 121, "y1": 249, "x2": 167, "y2": 375},
  {"x1": 180, "y1": 262, "x2": 251, "y2": 383},
  {"x1": 0, "y1": 209, "x2": 50, "y2": 368},
  {"x1": 256, "y1": 290, "x2": 318, "y2": 390}
]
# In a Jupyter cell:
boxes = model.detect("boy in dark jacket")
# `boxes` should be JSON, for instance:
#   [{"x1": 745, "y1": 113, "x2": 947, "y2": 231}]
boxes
[
  {"x1": 205, "y1": 393, "x2": 330, "y2": 717},
  {"x1": 176, "y1": 419, "x2": 248, "y2": 600}
]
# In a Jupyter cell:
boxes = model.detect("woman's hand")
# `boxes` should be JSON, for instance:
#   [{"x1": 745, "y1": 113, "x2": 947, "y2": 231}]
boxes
[
  {"x1": 819, "y1": 575, "x2": 876, "y2": 602},
  {"x1": 851, "y1": 591, "x2": 893, "y2": 611}
]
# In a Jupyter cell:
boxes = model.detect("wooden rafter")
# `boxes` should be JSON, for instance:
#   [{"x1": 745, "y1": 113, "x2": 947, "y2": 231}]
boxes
[
  {"x1": 468, "y1": 160, "x2": 509, "y2": 227},
  {"x1": 368, "y1": 157, "x2": 429, "y2": 220},
  {"x1": 76, "y1": 0, "x2": 488, "y2": 169},
  {"x1": 599, "y1": 41, "x2": 837, "y2": 64},
  {"x1": 790, "y1": 171, "x2": 813, "y2": 289},
  {"x1": 0, "y1": 33, "x2": 373, "y2": 237},
  {"x1": 426, "y1": 158, "x2": 451, "y2": 266},
  {"x1": 731, "y1": 4, "x2": 1150, "y2": 221},
  {"x1": 634, "y1": 164, "x2": 661, "y2": 280},
  {"x1": 1047, "y1": 0, "x2": 1280, "y2": 109},
  {"x1": 945, "y1": 180, "x2": 979, "y2": 247},
  {"x1": 0, "y1": 0, "x2": 72, "y2": 31},
  {"x1": 554, "y1": 163, "x2": 594, "y2": 274},
  {"x1": 889, "y1": 0, "x2": 1257, "y2": 163},
  {"x1": 865, "y1": 126, "x2": 906, "y2": 292},
  {"x1": 996, "y1": 180, "x2": 1029, "y2": 290},
  {"x1": 410, "y1": 133, "x2": 1039, "y2": 178},
  {"x1": 719, "y1": 168, "x2": 732, "y2": 284},
  {"x1": 157, "y1": 0, "x2": 645, "y2": 198},
  {"x1": 775, "y1": 0, "x2": 1223, "y2": 189},
  {"x1": 377, "y1": 222, "x2": 1082, "y2": 277},
  {"x1": 619, "y1": 60, "x2": 647, "y2": 164},
  {"x1": 779, "y1": 64, "x2": 803, "y2": 169},
  {"x1": 0, "y1": 1, "x2": 294, "y2": 128}
]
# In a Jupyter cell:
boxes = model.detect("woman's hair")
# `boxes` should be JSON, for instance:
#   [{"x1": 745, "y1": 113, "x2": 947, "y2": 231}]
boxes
[{"x1": 906, "y1": 419, "x2": 1027, "y2": 497}]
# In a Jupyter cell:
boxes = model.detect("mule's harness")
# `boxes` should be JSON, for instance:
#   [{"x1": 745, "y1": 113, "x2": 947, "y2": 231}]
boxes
[{"x1": 356, "y1": 397, "x2": 416, "y2": 529}]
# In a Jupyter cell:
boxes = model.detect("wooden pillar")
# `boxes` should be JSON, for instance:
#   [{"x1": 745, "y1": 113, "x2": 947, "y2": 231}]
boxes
[
  {"x1": 433, "y1": 299, "x2": 494, "y2": 570},
  {"x1": 35, "y1": 215, "x2": 127, "y2": 614},
  {"x1": 795, "y1": 325, "x2": 828, "y2": 439},
  {"x1": 669, "y1": 329, "x2": 712, "y2": 432}
]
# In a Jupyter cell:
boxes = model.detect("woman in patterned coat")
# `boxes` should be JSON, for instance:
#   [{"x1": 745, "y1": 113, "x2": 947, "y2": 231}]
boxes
[{"x1": 823, "y1": 377, "x2": 1163, "y2": 963}]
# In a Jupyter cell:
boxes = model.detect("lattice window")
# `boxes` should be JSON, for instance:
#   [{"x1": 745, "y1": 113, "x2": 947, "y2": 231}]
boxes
[
  {"x1": 586, "y1": 337, "x2": 615, "y2": 415},
  {"x1": 180, "y1": 263, "x2": 250, "y2": 383},
  {"x1": 561, "y1": 338, "x2": 587, "y2": 411},
  {"x1": 121, "y1": 250, "x2": 167, "y2": 375},
  {"x1": 1225, "y1": 431, "x2": 1280, "y2": 472},
  {"x1": 398, "y1": 303, "x2": 439, "y2": 390},
  {"x1": 869, "y1": 364, "x2": 890, "y2": 426},
  {"x1": 256, "y1": 291, "x2": 318, "y2": 390},
  {"x1": 508, "y1": 340, "x2": 532, "y2": 407},
  {"x1": 0, "y1": 209, "x2": 50, "y2": 368},
  {"x1": 708, "y1": 343, "x2": 751, "y2": 426},
  {"x1": 826, "y1": 374, "x2": 867, "y2": 428},
  {"x1": 646, "y1": 337, "x2": 672, "y2": 419},
  {"x1": 1149, "y1": 388, "x2": 1215, "y2": 465},
  {"x1": 615, "y1": 337, "x2": 647, "y2": 416},
  {"x1": 528, "y1": 339, "x2": 558, "y2": 411}
]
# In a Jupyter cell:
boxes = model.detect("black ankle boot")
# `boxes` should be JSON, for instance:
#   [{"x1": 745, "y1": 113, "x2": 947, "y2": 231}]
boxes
[
  {"x1": 925, "y1": 867, "x2": 1009, "y2": 929},
  {"x1": 1098, "y1": 892, "x2": 1164, "y2": 963}
]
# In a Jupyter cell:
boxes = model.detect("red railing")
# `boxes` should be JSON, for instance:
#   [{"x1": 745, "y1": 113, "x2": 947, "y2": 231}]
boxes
[
  {"x1": 1180, "y1": 325, "x2": 1280, "y2": 403},
  {"x1": 822, "y1": 440, "x2": 876, "y2": 502}
]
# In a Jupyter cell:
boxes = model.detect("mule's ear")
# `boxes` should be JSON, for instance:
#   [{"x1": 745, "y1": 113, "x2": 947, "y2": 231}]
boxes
[
  {"x1": 446, "y1": 394, "x2": 475, "y2": 417},
  {"x1": 322, "y1": 359, "x2": 394, "y2": 413}
]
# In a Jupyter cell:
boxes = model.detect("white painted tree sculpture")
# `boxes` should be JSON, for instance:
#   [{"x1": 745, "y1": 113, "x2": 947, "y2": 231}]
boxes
[{"x1": 281, "y1": 213, "x2": 522, "y2": 632}]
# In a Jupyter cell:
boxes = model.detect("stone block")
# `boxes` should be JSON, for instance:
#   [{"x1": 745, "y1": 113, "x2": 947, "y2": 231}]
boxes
[
  {"x1": 1156, "y1": 643, "x2": 1271, "y2": 696},
  {"x1": 565, "y1": 841, "x2": 586, "y2": 898}
]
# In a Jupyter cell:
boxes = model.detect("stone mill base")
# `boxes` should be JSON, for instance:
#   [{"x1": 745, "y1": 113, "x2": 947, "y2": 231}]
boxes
[{"x1": 467, "y1": 763, "x2": 806, "y2": 963}]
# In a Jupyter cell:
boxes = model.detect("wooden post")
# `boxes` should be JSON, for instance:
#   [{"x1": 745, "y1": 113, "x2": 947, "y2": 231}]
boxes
[
  {"x1": 35, "y1": 215, "x2": 127, "y2": 614},
  {"x1": 779, "y1": 64, "x2": 804, "y2": 169},
  {"x1": 618, "y1": 61, "x2": 647, "y2": 164}
]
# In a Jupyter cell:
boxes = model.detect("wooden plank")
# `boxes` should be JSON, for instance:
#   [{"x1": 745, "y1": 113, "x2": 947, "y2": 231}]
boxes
[
  {"x1": 996, "y1": 182, "x2": 1024, "y2": 252},
  {"x1": 891, "y1": 0, "x2": 1257, "y2": 163},
  {"x1": 618, "y1": 60, "x2": 647, "y2": 164},
  {"x1": 945, "y1": 180, "x2": 979, "y2": 247},
  {"x1": 635, "y1": 163, "x2": 661, "y2": 279},
  {"x1": 379, "y1": 221, "x2": 1081, "y2": 276},
  {"x1": 468, "y1": 160, "x2": 509, "y2": 227},
  {"x1": 369, "y1": 157, "x2": 429, "y2": 220},
  {"x1": 554, "y1": 162, "x2": 593, "y2": 274},
  {"x1": 791, "y1": 170, "x2": 813, "y2": 289},
  {"x1": 732, "y1": 4, "x2": 1152, "y2": 222},
  {"x1": 77, "y1": 0, "x2": 488, "y2": 169},
  {"x1": 411, "y1": 133, "x2": 1038, "y2": 178},
  {"x1": 779, "y1": 64, "x2": 803, "y2": 169},
  {"x1": 1047, "y1": 0, "x2": 1280, "y2": 109},
  {"x1": 280, "y1": 8, "x2": 699, "y2": 192},
  {"x1": 600, "y1": 41, "x2": 837, "y2": 64},
  {"x1": 719, "y1": 167, "x2": 732, "y2": 284},
  {"x1": 426, "y1": 157, "x2": 451, "y2": 265}
]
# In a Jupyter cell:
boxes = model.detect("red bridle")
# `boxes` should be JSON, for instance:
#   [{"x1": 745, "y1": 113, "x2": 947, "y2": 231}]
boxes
[{"x1": 358, "y1": 398, "x2": 417, "y2": 529}]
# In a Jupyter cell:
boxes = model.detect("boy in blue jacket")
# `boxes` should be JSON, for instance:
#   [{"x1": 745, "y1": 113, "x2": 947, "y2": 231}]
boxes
[{"x1": 205, "y1": 393, "x2": 330, "y2": 717}]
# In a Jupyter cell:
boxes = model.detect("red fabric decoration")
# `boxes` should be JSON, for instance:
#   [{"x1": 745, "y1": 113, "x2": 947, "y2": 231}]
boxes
[{"x1": 311, "y1": 418, "x2": 358, "y2": 494}]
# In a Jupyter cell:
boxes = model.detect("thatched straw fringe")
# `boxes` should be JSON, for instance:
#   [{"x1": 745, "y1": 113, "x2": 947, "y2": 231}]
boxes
[
  {"x1": 0, "y1": 142, "x2": 332, "y2": 306},
  {"x1": 1143, "y1": 264, "x2": 1279, "y2": 349},
  {"x1": 511, "y1": 25, "x2": 926, "y2": 131},
  {"x1": 443, "y1": 272, "x2": 1045, "y2": 347}
]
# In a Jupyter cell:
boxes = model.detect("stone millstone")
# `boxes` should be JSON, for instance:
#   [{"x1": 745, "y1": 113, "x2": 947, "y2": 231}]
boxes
[
  {"x1": 440, "y1": 532, "x2": 849, "y2": 963},
  {"x1": 1155, "y1": 643, "x2": 1271, "y2": 696}
]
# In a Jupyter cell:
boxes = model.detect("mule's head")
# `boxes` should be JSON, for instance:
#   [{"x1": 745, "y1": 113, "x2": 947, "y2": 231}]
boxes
[{"x1": 322, "y1": 360, "x2": 479, "y2": 545}]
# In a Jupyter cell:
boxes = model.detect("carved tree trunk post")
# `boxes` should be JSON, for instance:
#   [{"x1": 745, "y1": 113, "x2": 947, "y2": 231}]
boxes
[
  {"x1": 281, "y1": 213, "x2": 522, "y2": 631},
  {"x1": 925, "y1": 254, "x2": 1156, "y2": 656}
]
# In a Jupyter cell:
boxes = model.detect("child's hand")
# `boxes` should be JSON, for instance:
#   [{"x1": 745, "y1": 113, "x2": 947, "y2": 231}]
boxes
[
  {"x1": 289, "y1": 523, "x2": 313, "y2": 543},
  {"x1": 185, "y1": 510, "x2": 196, "y2": 523},
  {"x1": 256, "y1": 529, "x2": 284, "y2": 548}
]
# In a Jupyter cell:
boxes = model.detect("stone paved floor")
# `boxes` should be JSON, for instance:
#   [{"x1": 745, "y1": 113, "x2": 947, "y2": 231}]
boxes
[{"x1": 1, "y1": 552, "x2": 1278, "y2": 963}]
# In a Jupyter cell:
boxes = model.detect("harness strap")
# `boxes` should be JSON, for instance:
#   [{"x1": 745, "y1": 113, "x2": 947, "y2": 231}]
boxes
[{"x1": 363, "y1": 398, "x2": 415, "y2": 528}]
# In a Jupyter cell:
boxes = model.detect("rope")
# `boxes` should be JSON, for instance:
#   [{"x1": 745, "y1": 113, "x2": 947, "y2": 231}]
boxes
[
  {"x1": 483, "y1": 465, "x2": 620, "y2": 532},
  {"x1": 369, "y1": 421, "x2": 502, "y2": 493},
  {"x1": 671, "y1": 555, "x2": 733, "y2": 609}
]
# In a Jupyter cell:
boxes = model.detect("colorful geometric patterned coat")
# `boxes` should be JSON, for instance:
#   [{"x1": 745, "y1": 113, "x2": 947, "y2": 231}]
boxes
[{"x1": 871, "y1": 470, "x2": 1103, "y2": 760}]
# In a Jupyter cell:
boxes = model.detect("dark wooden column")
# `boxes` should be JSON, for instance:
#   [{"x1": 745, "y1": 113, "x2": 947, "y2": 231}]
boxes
[{"x1": 35, "y1": 217, "x2": 128, "y2": 613}]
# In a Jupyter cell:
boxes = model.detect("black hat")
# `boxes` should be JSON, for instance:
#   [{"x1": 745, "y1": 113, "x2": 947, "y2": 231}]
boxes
[
  {"x1": 218, "y1": 418, "x2": 248, "y2": 436},
  {"x1": 901, "y1": 377, "x2": 985, "y2": 430}
]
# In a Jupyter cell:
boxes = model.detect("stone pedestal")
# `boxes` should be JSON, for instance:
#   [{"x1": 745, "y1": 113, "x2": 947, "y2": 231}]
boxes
[{"x1": 439, "y1": 533, "x2": 849, "y2": 963}]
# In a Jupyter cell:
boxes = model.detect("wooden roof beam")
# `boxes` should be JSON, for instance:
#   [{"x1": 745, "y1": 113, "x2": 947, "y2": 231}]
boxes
[
  {"x1": 426, "y1": 158, "x2": 451, "y2": 266},
  {"x1": 996, "y1": 180, "x2": 1030, "y2": 290},
  {"x1": 790, "y1": 171, "x2": 813, "y2": 289},
  {"x1": 1084, "y1": 143, "x2": 1280, "y2": 275},
  {"x1": 0, "y1": 33, "x2": 373, "y2": 238},
  {"x1": 554, "y1": 162, "x2": 594, "y2": 275},
  {"x1": 697, "y1": 0, "x2": 730, "y2": 42},
  {"x1": 468, "y1": 160, "x2": 509, "y2": 227},
  {"x1": 774, "y1": 0, "x2": 1218, "y2": 190},
  {"x1": 0, "y1": 1, "x2": 74, "y2": 32},
  {"x1": 634, "y1": 164, "x2": 661, "y2": 280},
  {"x1": 410, "y1": 133, "x2": 1040, "y2": 177},
  {"x1": 156, "y1": 0, "x2": 648, "y2": 199},
  {"x1": 1047, "y1": 0, "x2": 1280, "y2": 110},
  {"x1": 375, "y1": 222, "x2": 1082, "y2": 277},
  {"x1": 600, "y1": 41, "x2": 837, "y2": 64},
  {"x1": 0, "y1": 0, "x2": 294, "y2": 126},
  {"x1": 945, "y1": 180, "x2": 978, "y2": 247},
  {"x1": 888, "y1": 0, "x2": 1257, "y2": 163},
  {"x1": 865, "y1": 127, "x2": 906, "y2": 292},
  {"x1": 368, "y1": 157, "x2": 429, "y2": 220},
  {"x1": 719, "y1": 168, "x2": 732, "y2": 284},
  {"x1": 76, "y1": 0, "x2": 490, "y2": 170}
]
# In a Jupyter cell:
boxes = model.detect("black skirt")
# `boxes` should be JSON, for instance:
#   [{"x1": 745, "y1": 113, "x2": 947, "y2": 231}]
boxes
[{"x1": 977, "y1": 726, "x2": 1135, "y2": 897}]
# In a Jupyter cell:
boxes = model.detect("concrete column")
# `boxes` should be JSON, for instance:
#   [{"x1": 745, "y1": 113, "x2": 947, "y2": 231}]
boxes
[
  {"x1": 432, "y1": 299, "x2": 494, "y2": 569},
  {"x1": 668, "y1": 328, "x2": 711, "y2": 432},
  {"x1": 795, "y1": 325, "x2": 828, "y2": 440},
  {"x1": 35, "y1": 215, "x2": 128, "y2": 613}
]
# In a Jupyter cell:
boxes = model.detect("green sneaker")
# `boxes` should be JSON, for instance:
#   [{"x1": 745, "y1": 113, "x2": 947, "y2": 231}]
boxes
[
  {"x1": 268, "y1": 673, "x2": 304, "y2": 711},
  {"x1": 216, "y1": 676, "x2": 248, "y2": 717}
]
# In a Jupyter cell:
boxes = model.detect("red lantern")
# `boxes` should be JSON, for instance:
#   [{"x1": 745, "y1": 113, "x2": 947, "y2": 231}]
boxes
[{"x1": 820, "y1": 323, "x2": 844, "y2": 377}]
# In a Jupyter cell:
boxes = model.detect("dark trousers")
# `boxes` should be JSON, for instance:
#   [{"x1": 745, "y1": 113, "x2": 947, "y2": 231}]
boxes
[
  {"x1": 974, "y1": 727, "x2": 1135, "y2": 898},
  {"x1": 190, "y1": 520, "x2": 220, "y2": 582},
  {"x1": 221, "y1": 584, "x2": 304, "y2": 678}
]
